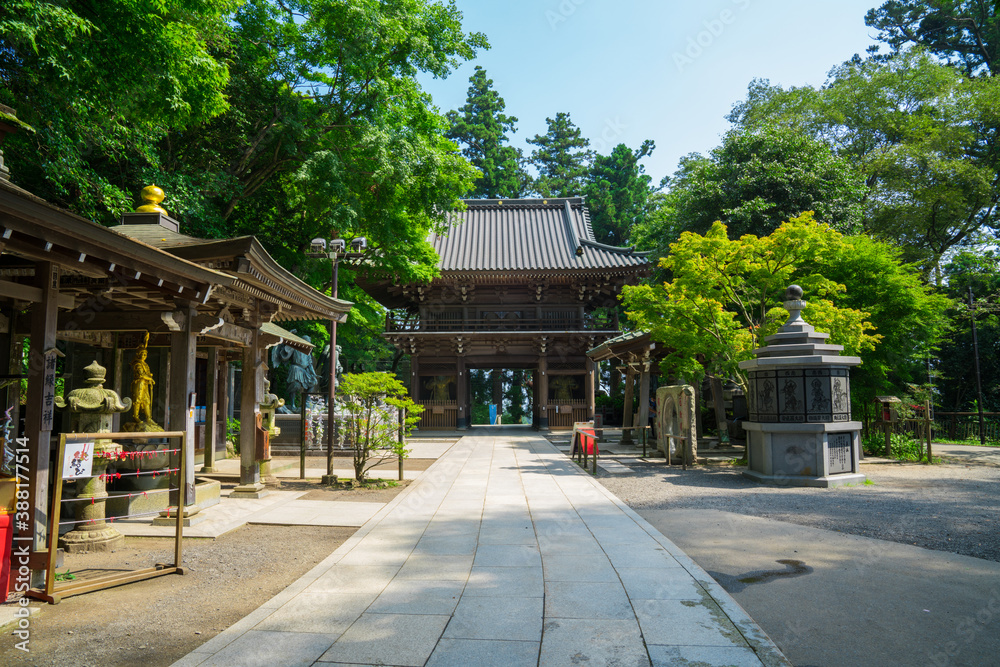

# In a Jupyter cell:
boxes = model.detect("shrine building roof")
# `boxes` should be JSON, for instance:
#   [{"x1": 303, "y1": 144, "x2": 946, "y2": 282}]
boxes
[{"x1": 429, "y1": 197, "x2": 651, "y2": 275}]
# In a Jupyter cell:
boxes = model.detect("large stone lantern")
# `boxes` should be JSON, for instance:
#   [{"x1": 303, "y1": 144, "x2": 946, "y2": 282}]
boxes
[
  {"x1": 739, "y1": 286, "x2": 866, "y2": 487},
  {"x1": 54, "y1": 361, "x2": 132, "y2": 551}
]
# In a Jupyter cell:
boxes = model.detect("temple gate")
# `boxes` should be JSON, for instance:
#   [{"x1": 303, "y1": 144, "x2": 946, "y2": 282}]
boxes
[{"x1": 359, "y1": 197, "x2": 650, "y2": 430}]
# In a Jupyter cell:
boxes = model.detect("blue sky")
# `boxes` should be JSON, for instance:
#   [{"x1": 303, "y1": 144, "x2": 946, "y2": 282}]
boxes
[{"x1": 420, "y1": 0, "x2": 884, "y2": 186}]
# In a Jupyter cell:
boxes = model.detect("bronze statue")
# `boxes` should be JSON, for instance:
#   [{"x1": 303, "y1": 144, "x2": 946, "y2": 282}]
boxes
[
  {"x1": 423, "y1": 375, "x2": 455, "y2": 401},
  {"x1": 551, "y1": 377, "x2": 578, "y2": 402},
  {"x1": 130, "y1": 332, "x2": 155, "y2": 424}
]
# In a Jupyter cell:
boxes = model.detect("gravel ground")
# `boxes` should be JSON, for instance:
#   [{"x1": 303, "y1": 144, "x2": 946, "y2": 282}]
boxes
[
  {"x1": 3, "y1": 477, "x2": 411, "y2": 667},
  {"x1": 599, "y1": 458, "x2": 1000, "y2": 563}
]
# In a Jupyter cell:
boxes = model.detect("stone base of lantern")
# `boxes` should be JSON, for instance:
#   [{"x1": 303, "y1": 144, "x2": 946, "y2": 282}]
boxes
[
  {"x1": 151, "y1": 503, "x2": 206, "y2": 527},
  {"x1": 60, "y1": 525, "x2": 124, "y2": 553},
  {"x1": 742, "y1": 421, "x2": 866, "y2": 488},
  {"x1": 230, "y1": 482, "x2": 268, "y2": 499}
]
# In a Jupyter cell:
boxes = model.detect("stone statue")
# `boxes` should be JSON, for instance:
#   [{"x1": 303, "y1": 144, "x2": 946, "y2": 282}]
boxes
[
  {"x1": 271, "y1": 336, "x2": 318, "y2": 411},
  {"x1": 55, "y1": 360, "x2": 132, "y2": 552},
  {"x1": 423, "y1": 375, "x2": 454, "y2": 401},
  {"x1": 123, "y1": 332, "x2": 162, "y2": 432},
  {"x1": 316, "y1": 343, "x2": 343, "y2": 393}
]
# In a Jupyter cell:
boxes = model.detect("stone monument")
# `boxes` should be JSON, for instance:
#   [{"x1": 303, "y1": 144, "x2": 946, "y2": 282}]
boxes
[
  {"x1": 739, "y1": 285, "x2": 866, "y2": 487},
  {"x1": 54, "y1": 361, "x2": 132, "y2": 552}
]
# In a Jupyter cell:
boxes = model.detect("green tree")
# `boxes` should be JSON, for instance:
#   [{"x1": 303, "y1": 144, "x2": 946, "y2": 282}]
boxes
[
  {"x1": 866, "y1": 1, "x2": 1000, "y2": 76},
  {"x1": 729, "y1": 51, "x2": 1000, "y2": 275},
  {"x1": 624, "y1": 212, "x2": 950, "y2": 413},
  {"x1": 664, "y1": 125, "x2": 865, "y2": 240},
  {"x1": 584, "y1": 140, "x2": 656, "y2": 246},
  {"x1": 0, "y1": 0, "x2": 236, "y2": 218},
  {"x1": 813, "y1": 234, "x2": 952, "y2": 416},
  {"x1": 936, "y1": 251, "x2": 1000, "y2": 412},
  {"x1": 338, "y1": 372, "x2": 422, "y2": 482},
  {"x1": 630, "y1": 190, "x2": 683, "y2": 263},
  {"x1": 527, "y1": 112, "x2": 593, "y2": 198},
  {"x1": 445, "y1": 66, "x2": 530, "y2": 198}
]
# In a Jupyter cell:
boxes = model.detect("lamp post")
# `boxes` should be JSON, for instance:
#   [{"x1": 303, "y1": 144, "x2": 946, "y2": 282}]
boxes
[{"x1": 307, "y1": 236, "x2": 367, "y2": 483}]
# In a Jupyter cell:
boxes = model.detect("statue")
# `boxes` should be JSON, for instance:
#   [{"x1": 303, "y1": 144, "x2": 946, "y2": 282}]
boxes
[
  {"x1": 551, "y1": 377, "x2": 578, "y2": 402},
  {"x1": 423, "y1": 375, "x2": 454, "y2": 401},
  {"x1": 316, "y1": 343, "x2": 344, "y2": 393},
  {"x1": 123, "y1": 332, "x2": 162, "y2": 432},
  {"x1": 271, "y1": 335, "x2": 318, "y2": 411},
  {"x1": 55, "y1": 361, "x2": 132, "y2": 552}
]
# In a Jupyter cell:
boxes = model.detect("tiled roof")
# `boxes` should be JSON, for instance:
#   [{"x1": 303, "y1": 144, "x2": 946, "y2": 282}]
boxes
[{"x1": 429, "y1": 198, "x2": 650, "y2": 273}]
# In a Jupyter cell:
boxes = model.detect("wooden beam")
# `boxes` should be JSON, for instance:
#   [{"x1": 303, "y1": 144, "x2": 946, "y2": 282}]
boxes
[{"x1": 0, "y1": 279, "x2": 74, "y2": 308}]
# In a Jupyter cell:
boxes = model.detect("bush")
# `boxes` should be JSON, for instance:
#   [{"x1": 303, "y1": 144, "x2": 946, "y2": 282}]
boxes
[
  {"x1": 225, "y1": 417, "x2": 241, "y2": 457},
  {"x1": 863, "y1": 431, "x2": 930, "y2": 462},
  {"x1": 339, "y1": 372, "x2": 422, "y2": 482}
]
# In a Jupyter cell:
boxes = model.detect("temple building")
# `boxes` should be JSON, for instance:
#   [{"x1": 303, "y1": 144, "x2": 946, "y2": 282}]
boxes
[
  {"x1": 0, "y1": 105, "x2": 350, "y2": 581},
  {"x1": 359, "y1": 197, "x2": 650, "y2": 430}
]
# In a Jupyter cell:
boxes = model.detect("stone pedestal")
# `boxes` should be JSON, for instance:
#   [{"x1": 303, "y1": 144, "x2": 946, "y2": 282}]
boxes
[
  {"x1": 230, "y1": 482, "x2": 268, "y2": 499},
  {"x1": 739, "y1": 286, "x2": 865, "y2": 488}
]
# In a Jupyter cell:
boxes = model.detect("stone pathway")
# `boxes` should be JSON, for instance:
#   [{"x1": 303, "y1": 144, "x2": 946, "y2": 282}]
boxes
[{"x1": 173, "y1": 432, "x2": 788, "y2": 667}]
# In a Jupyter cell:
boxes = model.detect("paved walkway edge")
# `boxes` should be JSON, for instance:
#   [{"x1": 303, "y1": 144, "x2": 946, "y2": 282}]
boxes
[{"x1": 582, "y1": 471, "x2": 791, "y2": 667}]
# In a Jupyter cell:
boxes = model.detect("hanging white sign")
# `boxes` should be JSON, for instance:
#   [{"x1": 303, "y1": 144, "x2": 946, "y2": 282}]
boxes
[{"x1": 63, "y1": 441, "x2": 94, "y2": 479}]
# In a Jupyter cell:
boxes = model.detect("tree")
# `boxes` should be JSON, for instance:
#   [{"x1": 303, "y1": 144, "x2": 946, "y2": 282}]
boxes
[
  {"x1": 446, "y1": 66, "x2": 530, "y2": 198},
  {"x1": 813, "y1": 233, "x2": 952, "y2": 415},
  {"x1": 866, "y1": 1, "x2": 1000, "y2": 76},
  {"x1": 0, "y1": 0, "x2": 235, "y2": 218},
  {"x1": 936, "y1": 251, "x2": 1000, "y2": 412},
  {"x1": 729, "y1": 52, "x2": 1000, "y2": 276},
  {"x1": 624, "y1": 212, "x2": 950, "y2": 416},
  {"x1": 527, "y1": 112, "x2": 593, "y2": 198},
  {"x1": 338, "y1": 372, "x2": 421, "y2": 482},
  {"x1": 664, "y1": 126, "x2": 865, "y2": 240},
  {"x1": 584, "y1": 140, "x2": 656, "y2": 246},
  {"x1": 630, "y1": 190, "x2": 683, "y2": 265}
]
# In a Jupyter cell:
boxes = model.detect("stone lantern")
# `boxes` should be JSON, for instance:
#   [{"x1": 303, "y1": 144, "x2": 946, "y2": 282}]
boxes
[
  {"x1": 258, "y1": 378, "x2": 285, "y2": 476},
  {"x1": 738, "y1": 286, "x2": 866, "y2": 487},
  {"x1": 54, "y1": 361, "x2": 132, "y2": 551}
]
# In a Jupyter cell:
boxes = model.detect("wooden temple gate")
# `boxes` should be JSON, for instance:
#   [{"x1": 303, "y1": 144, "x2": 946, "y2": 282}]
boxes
[{"x1": 360, "y1": 198, "x2": 650, "y2": 430}]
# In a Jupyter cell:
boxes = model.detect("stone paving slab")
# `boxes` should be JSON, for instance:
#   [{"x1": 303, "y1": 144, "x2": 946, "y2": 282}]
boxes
[
  {"x1": 174, "y1": 433, "x2": 789, "y2": 667},
  {"x1": 114, "y1": 492, "x2": 388, "y2": 537}
]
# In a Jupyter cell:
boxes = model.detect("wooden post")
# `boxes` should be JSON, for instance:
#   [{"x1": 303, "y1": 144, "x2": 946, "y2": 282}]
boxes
[
  {"x1": 925, "y1": 399, "x2": 933, "y2": 464},
  {"x1": 711, "y1": 377, "x2": 728, "y2": 443},
  {"x1": 637, "y1": 361, "x2": 651, "y2": 440},
  {"x1": 232, "y1": 322, "x2": 266, "y2": 497},
  {"x1": 300, "y1": 390, "x2": 306, "y2": 480},
  {"x1": 202, "y1": 347, "x2": 218, "y2": 472},
  {"x1": 885, "y1": 420, "x2": 892, "y2": 458},
  {"x1": 585, "y1": 358, "x2": 596, "y2": 422},
  {"x1": 398, "y1": 406, "x2": 405, "y2": 481},
  {"x1": 456, "y1": 357, "x2": 468, "y2": 429},
  {"x1": 24, "y1": 262, "x2": 59, "y2": 581},
  {"x1": 538, "y1": 356, "x2": 549, "y2": 430},
  {"x1": 622, "y1": 364, "x2": 635, "y2": 444},
  {"x1": 168, "y1": 301, "x2": 197, "y2": 506}
]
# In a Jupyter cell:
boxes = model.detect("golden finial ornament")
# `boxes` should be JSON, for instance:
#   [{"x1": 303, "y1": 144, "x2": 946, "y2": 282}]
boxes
[{"x1": 135, "y1": 184, "x2": 168, "y2": 215}]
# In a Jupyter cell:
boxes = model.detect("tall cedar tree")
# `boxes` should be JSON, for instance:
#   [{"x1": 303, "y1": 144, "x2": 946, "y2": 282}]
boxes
[
  {"x1": 584, "y1": 140, "x2": 655, "y2": 246},
  {"x1": 527, "y1": 112, "x2": 593, "y2": 198},
  {"x1": 446, "y1": 66, "x2": 530, "y2": 198}
]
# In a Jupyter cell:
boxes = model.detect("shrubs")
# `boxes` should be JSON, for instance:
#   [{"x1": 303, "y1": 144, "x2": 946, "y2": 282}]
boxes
[
  {"x1": 338, "y1": 372, "x2": 422, "y2": 482},
  {"x1": 862, "y1": 431, "x2": 933, "y2": 462}
]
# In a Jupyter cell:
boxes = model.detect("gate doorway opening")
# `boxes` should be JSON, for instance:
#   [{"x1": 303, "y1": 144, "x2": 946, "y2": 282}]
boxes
[{"x1": 469, "y1": 368, "x2": 534, "y2": 425}]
